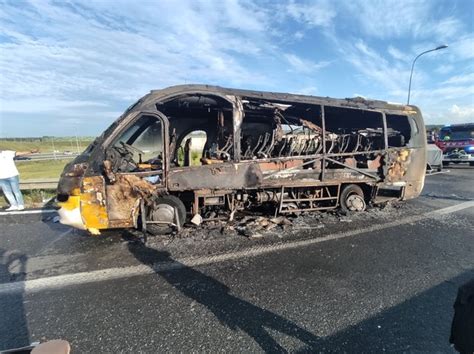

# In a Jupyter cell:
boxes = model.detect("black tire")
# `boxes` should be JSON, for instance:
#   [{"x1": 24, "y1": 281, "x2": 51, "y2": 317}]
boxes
[
  {"x1": 469, "y1": 162, "x2": 474, "y2": 167},
  {"x1": 147, "y1": 195, "x2": 187, "y2": 235},
  {"x1": 340, "y1": 184, "x2": 366, "y2": 214},
  {"x1": 443, "y1": 161, "x2": 450, "y2": 167}
]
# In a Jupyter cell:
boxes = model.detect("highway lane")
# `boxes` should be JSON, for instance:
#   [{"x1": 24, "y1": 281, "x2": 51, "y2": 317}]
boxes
[{"x1": 1, "y1": 166, "x2": 473, "y2": 352}]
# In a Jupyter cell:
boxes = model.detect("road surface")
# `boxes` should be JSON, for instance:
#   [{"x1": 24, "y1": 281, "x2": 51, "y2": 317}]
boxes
[{"x1": 1, "y1": 166, "x2": 473, "y2": 352}]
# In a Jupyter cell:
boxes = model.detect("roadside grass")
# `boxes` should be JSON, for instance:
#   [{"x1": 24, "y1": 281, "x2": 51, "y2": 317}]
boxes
[
  {"x1": 0, "y1": 138, "x2": 93, "y2": 153},
  {"x1": 0, "y1": 189, "x2": 57, "y2": 208},
  {"x1": 177, "y1": 149, "x2": 202, "y2": 166},
  {"x1": 16, "y1": 159, "x2": 69, "y2": 180}
]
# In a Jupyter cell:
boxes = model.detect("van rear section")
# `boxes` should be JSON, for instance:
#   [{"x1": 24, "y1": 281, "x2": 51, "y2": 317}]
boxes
[{"x1": 57, "y1": 85, "x2": 426, "y2": 235}]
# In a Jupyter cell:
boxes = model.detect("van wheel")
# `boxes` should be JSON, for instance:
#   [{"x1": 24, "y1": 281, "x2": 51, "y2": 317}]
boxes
[
  {"x1": 340, "y1": 184, "x2": 366, "y2": 214},
  {"x1": 147, "y1": 195, "x2": 186, "y2": 235},
  {"x1": 443, "y1": 161, "x2": 450, "y2": 166}
]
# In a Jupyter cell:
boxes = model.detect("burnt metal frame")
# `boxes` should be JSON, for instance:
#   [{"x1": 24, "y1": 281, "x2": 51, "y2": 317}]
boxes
[
  {"x1": 258, "y1": 105, "x2": 389, "y2": 182},
  {"x1": 277, "y1": 184, "x2": 341, "y2": 214},
  {"x1": 102, "y1": 111, "x2": 170, "y2": 187}
]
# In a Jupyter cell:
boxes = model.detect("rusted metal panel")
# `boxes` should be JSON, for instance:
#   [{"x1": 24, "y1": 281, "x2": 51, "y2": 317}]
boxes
[
  {"x1": 80, "y1": 176, "x2": 108, "y2": 233},
  {"x1": 105, "y1": 174, "x2": 157, "y2": 226},
  {"x1": 168, "y1": 162, "x2": 263, "y2": 191},
  {"x1": 258, "y1": 159, "x2": 303, "y2": 171},
  {"x1": 385, "y1": 149, "x2": 411, "y2": 182}
]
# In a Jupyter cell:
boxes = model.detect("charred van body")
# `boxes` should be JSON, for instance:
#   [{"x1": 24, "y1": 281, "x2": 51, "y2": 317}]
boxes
[{"x1": 57, "y1": 85, "x2": 426, "y2": 235}]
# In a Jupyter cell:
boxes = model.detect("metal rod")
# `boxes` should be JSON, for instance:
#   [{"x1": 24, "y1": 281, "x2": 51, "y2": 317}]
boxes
[
  {"x1": 382, "y1": 112, "x2": 388, "y2": 151},
  {"x1": 282, "y1": 197, "x2": 338, "y2": 202},
  {"x1": 321, "y1": 106, "x2": 326, "y2": 181},
  {"x1": 280, "y1": 205, "x2": 338, "y2": 213}
]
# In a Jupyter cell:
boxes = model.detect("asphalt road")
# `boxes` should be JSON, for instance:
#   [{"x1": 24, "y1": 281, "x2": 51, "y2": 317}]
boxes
[{"x1": 1, "y1": 166, "x2": 473, "y2": 353}]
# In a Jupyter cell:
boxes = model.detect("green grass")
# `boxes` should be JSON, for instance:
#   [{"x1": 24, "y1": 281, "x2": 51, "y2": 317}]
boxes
[
  {"x1": 177, "y1": 149, "x2": 202, "y2": 166},
  {"x1": 0, "y1": 138, "x2": 93, "y2": 153},
  {"x1": 0, "y1": 189, "x2": 56, "y2": 208},
  {"x1": 16, "y1": 159, "x2": 70, "y2": 180}
]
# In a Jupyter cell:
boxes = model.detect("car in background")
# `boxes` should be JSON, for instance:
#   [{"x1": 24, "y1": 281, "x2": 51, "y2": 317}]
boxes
[
  {"x1": 426, "y1": 143, "x2": 443, "y2": 172},
  {"x1": 435, "y1": 123, "x2": 474, "y2": 166},
  {"x1": 13, "y1": 155, "x2": 31, "y2": 161}
]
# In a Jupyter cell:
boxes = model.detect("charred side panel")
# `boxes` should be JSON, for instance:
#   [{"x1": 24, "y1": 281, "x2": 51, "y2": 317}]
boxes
[
  {"x1": 106, "y1": 174, "x2": 159, "y2": 228},
  {"x1": 80, "y1": 176, "x2": 108, "y2": 234},
  {"x1": 167, "y1": 163, "x2": 263, "y2": 191}
]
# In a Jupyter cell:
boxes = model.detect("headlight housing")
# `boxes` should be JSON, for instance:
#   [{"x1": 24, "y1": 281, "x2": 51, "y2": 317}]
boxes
[{"x1": 65, "y1": 163, "x2": 89, "y2": 177}]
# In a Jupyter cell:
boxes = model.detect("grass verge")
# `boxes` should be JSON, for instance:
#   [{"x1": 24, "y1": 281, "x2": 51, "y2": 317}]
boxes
[
  {"x1": 16, "y1": 159, "x2": 69, "y2": 180},
  {"x1": 0, "y1": 189, "x2": 57, "y2": 208}
]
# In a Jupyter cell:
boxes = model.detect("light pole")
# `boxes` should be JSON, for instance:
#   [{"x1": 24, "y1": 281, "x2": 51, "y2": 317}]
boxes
[{"x1": 407, "y1": 44, "x2": 448, "y2": 105}]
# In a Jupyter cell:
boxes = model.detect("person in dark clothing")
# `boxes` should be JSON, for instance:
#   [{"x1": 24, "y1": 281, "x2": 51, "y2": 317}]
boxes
[{"x1": 450, "y1": 278, "x2": 474, "y2": 354}]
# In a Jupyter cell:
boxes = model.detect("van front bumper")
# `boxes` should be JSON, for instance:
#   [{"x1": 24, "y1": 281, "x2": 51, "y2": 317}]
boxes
[{"x1": 58, "y1": 196, "x2": 86, "y2": 230}]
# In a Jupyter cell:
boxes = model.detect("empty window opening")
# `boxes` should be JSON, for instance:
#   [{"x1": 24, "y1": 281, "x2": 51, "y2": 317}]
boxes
[
  {"x1": 157, "y1": 95, "x2": 234, "y2": 165},
  {"x1": 178, "y1": 130, "x2": 207, "y2": 167},
  {"x1": 386, "y1": 114, "x2": 412, "y2": 147},
  {"x1": 240, "y1": 99, "x2": 323, "y2": 160},
  {"x1": 322, "y1": 106, "x2": 385, "y2": 170},
  {"x1": 106, "y1": 115, "x2": 164, "y2": 175}
]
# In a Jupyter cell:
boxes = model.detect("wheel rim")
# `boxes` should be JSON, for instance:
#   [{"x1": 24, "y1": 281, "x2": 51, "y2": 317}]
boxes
[
  {"x1": 151, "y1": 204, "x2": 176, "y2": 225},
  {"x1": 346, "y1": 194, "x2": 366, "y2": 211}
]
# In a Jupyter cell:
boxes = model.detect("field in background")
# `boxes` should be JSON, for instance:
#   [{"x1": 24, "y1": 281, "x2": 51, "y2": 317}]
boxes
[
  {"x1": 0, "y1": 137, "x2": 94, "y2": 153},
  {"x1": 16, "y1": 159, "x2": 70, "y2": 180},
  {"x1": 2, "y1": 136, "x2": 207, "y2": 181}
]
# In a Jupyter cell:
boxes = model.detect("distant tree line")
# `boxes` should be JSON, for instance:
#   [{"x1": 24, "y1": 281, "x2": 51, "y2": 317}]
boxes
[{"x1": 0, "y1": 136, "x2": 94, "y2": 142}]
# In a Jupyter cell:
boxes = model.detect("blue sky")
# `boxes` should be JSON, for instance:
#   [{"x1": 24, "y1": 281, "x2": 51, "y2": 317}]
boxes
[{"x1": 0, "y1": 0, "x2": 473, "y2": 137}]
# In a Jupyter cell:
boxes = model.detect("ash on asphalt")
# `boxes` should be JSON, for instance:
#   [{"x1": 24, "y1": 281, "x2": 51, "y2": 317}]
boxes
[{"x1": 117, "y1": 200, "x2": 429, "y2": 260}]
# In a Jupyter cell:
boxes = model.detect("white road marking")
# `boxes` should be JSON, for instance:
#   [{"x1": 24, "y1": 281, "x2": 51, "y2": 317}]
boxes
[
  {"x1": 0, "y1": 201, "x2": 473, "y2": 295},
  {"x1": 0, "y1": 209, "x2": 57, "y2": 216}
]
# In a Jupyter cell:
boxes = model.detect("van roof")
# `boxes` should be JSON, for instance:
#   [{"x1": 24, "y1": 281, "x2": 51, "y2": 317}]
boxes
[{"x1": 145, "y1": 84, "x2": 419, "y2": 114}]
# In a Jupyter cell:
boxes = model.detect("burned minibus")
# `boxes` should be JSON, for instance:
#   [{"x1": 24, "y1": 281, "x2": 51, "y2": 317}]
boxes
[{"x1": 57, "y1": 85, "x2": 426, "y2": 235}]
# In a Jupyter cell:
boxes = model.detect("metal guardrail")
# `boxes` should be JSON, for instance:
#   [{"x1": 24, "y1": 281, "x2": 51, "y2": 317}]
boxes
[
  {"x1": 15, "y1": 153, "x2": 79, "y2": 162},
  {"x1": 19, "y1": 178, "x2": 59, "y2": 190}
]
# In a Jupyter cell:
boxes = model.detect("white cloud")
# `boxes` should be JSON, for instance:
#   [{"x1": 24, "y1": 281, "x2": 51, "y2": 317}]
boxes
[
  {"x1": 442, "y1": 73, "x2": 474, "y2": 86},
  {"x1": 0, "y1": 0, "x2": 279, "y2": 122},
  {"x1": 343, "y1": 1, "x2": 464, "y2": 41},
  {"x1": 294, "y1": 31, "x2": 304, "y2": 40},
  {"x1": 343, "y1": 0, "x2": 427, "y2": 39},
  {"x1": 450, "y1": 104, "x2": 474, "y2": 119},
  {"x1": 387, "y1": 45, "x2": 410, "y2": 62},
  {"x1": 293, "y1": 86, "x2": 318, "y2": 95},
  {"x1": 449, "y1": 34, "x2": 474, "y2": 61},
  {"x1": 0, "y1": 98, "x2": 110, "y2": 114},
  {"x1": 425, "y1": 104, "x2": 474, "y2": 125},
  {"x1": 284, "y1": 0, "x2": 336, "y2": 28},
  {"x1": 435, "y1": 64, "x2": 454, "y2": 74},
  {"x1": 338, "y1": 39, "x2": 412, "y2": 93},
  {"x1": 284, "y1": 54, "x2": 330, "y2": 74}
]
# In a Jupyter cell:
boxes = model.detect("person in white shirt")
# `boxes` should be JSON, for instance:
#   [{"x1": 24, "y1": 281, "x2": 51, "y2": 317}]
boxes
[{"x1": 0, "y1": 150, "x2": 27, "y2": 211}]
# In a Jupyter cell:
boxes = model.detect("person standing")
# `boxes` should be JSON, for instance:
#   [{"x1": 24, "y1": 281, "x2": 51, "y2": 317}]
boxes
[{"x1": 0, "y1": 150, "x2": 26, "y2": 211}]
